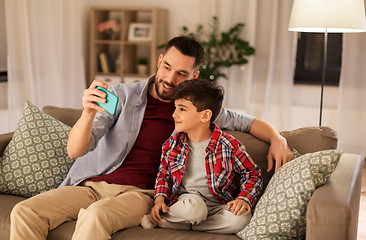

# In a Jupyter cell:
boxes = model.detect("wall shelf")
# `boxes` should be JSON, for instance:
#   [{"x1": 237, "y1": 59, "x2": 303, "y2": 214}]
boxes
[{"x1": 89, "y1": 6, "x2": 168, "y2": 86}]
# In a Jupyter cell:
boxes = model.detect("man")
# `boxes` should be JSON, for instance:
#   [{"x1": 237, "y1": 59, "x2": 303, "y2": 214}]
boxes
[{"x1": 10, "y1": 36, "x2": 293, "y2": 240}]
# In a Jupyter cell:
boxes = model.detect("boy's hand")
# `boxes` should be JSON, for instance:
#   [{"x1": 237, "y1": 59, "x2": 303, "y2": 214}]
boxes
[
  {"x1": 150, "y1": 196, "x2": 167, "y2": 225},
  {"x1": 227, "y1": 199, "x2": 251, "y2": 216}
]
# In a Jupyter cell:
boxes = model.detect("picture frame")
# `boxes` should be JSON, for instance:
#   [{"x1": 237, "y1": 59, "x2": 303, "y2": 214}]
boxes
[{"x1": 128, "y1": 23, "x2": 152, "y2": 41}]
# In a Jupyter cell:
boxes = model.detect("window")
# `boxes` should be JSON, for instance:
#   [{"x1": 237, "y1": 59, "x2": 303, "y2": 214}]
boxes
[
  {"x1": 0, "y1": 71, "x2": 7, "y2": 82},
  {"x1": 294, "y1": 33, "x2": 342, "y2": 86}
]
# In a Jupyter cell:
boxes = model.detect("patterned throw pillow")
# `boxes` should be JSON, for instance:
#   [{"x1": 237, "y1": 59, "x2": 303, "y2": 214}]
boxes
[
  {"x1": 237, "y1": 149, "x2": 343, "y2": 239},
  {"x1": 0, "y1": 101, "x2": 75, "y2": 197}
]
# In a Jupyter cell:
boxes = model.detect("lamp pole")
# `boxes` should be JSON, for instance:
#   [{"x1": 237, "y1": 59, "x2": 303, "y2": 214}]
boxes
[{"x1": 319, "y1": 28, "x2": 328, "y2": 126}]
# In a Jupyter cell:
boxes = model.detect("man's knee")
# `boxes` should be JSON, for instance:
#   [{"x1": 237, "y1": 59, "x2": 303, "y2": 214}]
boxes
[
  {"x1": 11, "y1": 201, "x2": 25, "y2": 220},
  {"x1": 11, "y1": 199, "x2": 37, "y2": 221}
]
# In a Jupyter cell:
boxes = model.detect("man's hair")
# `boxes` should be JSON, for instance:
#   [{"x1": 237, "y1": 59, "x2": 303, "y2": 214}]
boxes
[
  {"x1": 164, "y1": 36, "x2": 204, "y2": 70},
  {"x1": 170, "y1": 79, "x2": 224, "y2": 123}
]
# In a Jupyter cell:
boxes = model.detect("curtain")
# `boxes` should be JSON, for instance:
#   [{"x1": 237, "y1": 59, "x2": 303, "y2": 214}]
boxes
[
  {"x1": 5, "y1": 0, "x2": 86, "y2": 131},
  {"x1": 338, "y1": 32, "x2": 366, "y2": 157},
  {"x1": 212, "y1": 0, "x2": 296, "y2": 131}
]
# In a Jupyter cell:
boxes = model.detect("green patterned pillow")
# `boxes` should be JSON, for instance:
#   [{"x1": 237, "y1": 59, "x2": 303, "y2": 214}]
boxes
[
  {"x1": 237, "y1": 149, "x2": 343, "y2": 239},
  {"x1": 0, "y1": 101, "x2": 75, "y2": 197}
]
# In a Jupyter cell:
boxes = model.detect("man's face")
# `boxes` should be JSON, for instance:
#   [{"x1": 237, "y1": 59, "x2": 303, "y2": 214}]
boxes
[{"x1": 153, "y1": 46, "x2": 199, "y2": 101}]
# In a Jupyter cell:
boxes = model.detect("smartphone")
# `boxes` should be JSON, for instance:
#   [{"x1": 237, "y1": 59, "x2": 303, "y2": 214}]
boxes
[{"x1": 95, "y1": 86, "x2": 119, "y2": 115}]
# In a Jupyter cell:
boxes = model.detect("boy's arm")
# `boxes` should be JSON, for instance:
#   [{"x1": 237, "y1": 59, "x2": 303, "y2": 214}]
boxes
[
  {"x1": 154, "y1": 142, "x2": 173, "y2": 200},
  {"x1": 234, "y1": 145, "x2": 263, "y2": 208}
]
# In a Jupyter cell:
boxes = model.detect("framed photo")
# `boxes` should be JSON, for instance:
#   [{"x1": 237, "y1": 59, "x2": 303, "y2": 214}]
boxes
[{"x1": 128, "y1": 23, "x2": 152, "y2": 41}]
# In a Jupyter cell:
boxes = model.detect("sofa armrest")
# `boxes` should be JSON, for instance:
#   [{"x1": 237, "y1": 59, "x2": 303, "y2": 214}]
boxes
[
  {"x1": 0, "y1": 132, "x2": 13, "y2": 156},
  {"x1": 306, "y1": 153, "x2": 364, "y2": 240}
]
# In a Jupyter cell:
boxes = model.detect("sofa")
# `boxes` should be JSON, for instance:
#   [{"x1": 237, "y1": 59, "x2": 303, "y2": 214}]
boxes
[{"x1": 0, "y1": 105, "x2": 364, "y2": 240}]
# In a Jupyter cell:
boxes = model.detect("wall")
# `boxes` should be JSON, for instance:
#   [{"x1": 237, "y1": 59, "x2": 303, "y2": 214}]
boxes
[
  {"x1": 0, "y1": 0, "x2": 340, "y2": 135},
  {"x1": 0, "y1": 0, "x2": 6, "y2": 72},
  {"x1": 0, "y1": 0, "x2": 8, "y2": 128},
  {"x1": 79, "y1": 0, "x2": 339, "y2": 129}
]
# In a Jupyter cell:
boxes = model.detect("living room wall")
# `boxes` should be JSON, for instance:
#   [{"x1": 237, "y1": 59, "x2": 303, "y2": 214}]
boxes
[
  {"x1": 78, "y1": 0, "x2": 339, "y2": 130},
  {"x1": 1, "y1": 0, "x2": 340, "y2": 137}
]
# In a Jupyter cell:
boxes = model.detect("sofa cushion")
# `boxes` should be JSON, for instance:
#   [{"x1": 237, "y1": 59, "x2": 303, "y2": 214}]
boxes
[
  {"x1": 0, "y1": 101, "x2": 76, "y2": 197},
  {"x1": 236, "y1": 149, "x2": 343, "y2": 239},
  {"x1": 0, "y1": 194, "x2": 26, "y2": 240}
]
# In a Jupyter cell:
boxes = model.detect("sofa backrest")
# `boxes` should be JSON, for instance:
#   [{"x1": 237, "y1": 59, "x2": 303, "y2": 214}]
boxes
[
  {"x1": 42, "y1": 106, "x2": 338, "y2": 197},
  {"x1": 226, "y1": 127, "x2": 338, "y2": 192}
]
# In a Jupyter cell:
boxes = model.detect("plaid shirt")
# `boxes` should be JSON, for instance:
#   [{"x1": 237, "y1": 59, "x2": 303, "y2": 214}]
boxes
[{"x1": 154, "y1": 124, "x2": 262, "y2": 208}]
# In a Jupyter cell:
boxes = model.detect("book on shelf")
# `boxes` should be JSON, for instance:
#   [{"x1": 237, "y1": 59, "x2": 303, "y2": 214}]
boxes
[{"x1": 98, "y1": 52, "x2": 110, "y2": 73}]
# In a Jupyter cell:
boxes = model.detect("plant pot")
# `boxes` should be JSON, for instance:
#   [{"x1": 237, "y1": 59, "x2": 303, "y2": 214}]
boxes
[{"x1": 137, "y1": 64, "x2": 148, "y2": 75}]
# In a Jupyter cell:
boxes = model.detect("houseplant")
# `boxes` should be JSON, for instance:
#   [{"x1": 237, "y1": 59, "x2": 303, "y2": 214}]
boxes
[
  {"x1": 97, "y1": 20, "x2": 120, "y2": 40},
  {"x1": 174, "y1": 16, "x2": 255, "y2": 83},
  {"x1": 137, "y1": 57, "x2": 148, "y2": 75}
]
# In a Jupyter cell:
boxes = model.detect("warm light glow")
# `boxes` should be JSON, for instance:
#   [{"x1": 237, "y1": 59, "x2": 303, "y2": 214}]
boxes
[{"x1": 288, "y1": 0, "x2": 366, "y2": 33}]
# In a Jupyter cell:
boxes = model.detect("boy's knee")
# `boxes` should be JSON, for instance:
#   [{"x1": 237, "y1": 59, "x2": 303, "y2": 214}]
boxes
[
  {"x1": 177, "y1": 195, "x2": 207, "y2": 223},
  {"x1": 226, "y1": 212, "x2": 252, "y2": 233}
]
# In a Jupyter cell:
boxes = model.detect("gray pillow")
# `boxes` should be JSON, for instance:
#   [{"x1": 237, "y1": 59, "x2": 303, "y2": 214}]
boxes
[
  {"x1": 0, "y1": 101, "x2": 75, "y2": 197},
  {"x1": 237, "y1": 149, "x2": 343, "y2": 239}
]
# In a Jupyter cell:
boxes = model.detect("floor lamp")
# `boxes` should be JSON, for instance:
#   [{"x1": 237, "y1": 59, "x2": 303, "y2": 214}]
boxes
[{"x1": 288, "y1": 0, "x2": 366, "y2": 126}]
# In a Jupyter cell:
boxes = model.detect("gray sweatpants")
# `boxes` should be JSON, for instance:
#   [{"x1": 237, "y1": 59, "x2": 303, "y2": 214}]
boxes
[{"x1": 160, "y1": 193, "x2": 251, "y2": 234}]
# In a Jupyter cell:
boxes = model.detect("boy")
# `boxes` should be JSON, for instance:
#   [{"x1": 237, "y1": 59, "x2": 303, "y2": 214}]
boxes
[{"x1": 141, "y1": 79, "x2": 262, "y2": 234}]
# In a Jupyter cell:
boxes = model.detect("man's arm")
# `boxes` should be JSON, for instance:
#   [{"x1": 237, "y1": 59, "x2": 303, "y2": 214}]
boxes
[
  {"x1": 67, "y1": 80, "x2": 109, "y2": 158},
  {"x1": 249, "y1": 119, "x2": 294, "y2": 172}
]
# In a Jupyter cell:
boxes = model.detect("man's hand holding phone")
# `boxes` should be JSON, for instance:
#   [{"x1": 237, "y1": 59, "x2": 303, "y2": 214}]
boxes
[{"x1": 82, "y1": 80, "x2": 119, "y2": 115}]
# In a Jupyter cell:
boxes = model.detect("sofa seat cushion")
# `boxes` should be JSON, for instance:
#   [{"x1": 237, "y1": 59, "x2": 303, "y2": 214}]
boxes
[
  {"x1": 0, "y1": 194, "x2": 26, "y2": 240},
  {"x1": 111, "y1": 227, "x2": 240, "y2": 240}
]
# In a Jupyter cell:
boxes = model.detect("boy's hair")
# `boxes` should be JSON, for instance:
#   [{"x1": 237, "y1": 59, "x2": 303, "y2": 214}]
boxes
[
  {"x1": 170, "y1": 79, "x2": 224, "y2": 123},
  {"x1": 164, "y1": 36, "x2": 204, "y2": 70}
]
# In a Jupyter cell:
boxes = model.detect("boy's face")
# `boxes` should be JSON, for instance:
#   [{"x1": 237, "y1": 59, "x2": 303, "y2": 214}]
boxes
[
  {"x1": 173, "y1": 98, "x2": 208, "y2": 134},
  {"x1": 153, "y1": 46, "x2": 200, "y2": 101}
]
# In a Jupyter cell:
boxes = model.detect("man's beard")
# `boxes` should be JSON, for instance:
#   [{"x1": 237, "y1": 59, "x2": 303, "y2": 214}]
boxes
[{"x1": 154, "y1": 78, "x2": 175, "y2": 101}]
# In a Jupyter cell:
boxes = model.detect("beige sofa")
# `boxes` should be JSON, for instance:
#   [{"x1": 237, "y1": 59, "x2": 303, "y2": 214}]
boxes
[{"x1": 0, "y1": 106, "x2": 364, "y2": 240}]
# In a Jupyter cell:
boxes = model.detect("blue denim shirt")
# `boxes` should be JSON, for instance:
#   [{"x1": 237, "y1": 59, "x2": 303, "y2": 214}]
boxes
[{"x1": 59, "y1": 75, "x2": 255, "y2": 187}]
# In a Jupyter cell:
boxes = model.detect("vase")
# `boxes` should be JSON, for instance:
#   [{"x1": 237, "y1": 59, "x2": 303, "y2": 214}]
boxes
[
  {"x1": 104, "y1": 30, "x2": 118, "y2": 40},
  {"x1": 137, "y1": 64, "x2": 148, "y2": 75}
]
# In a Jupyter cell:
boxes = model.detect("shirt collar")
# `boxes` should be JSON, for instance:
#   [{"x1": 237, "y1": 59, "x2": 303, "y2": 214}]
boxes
[
  {"x1": 175, "y1": 123, "x2": 223, "y2": 152},
  {"x1": 138, "y1": 75, "x2": 156, "y2": 105}
]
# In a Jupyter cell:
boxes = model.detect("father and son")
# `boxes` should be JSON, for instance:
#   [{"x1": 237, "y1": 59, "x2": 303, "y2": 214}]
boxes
[{"x1": 10, "y1": 36, "x2": 294, "y2": 239}]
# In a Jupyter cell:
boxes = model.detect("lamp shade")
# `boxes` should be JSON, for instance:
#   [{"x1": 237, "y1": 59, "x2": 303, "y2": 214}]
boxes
[{"x1": 288, "y1": 0, "x2": 366, "y2": 32}]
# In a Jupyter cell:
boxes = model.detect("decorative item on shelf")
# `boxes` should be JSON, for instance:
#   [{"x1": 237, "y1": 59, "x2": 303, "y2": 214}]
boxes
[
  {"x1": 159, "y1": 16, "x2": 255, "y2": 83},
  {"x1": 128, "y1": 23, "x2": 152, "y2": 41},
  {"x1": 124, "y1": 76, "x2": 148, "y2": 84},
  {"x1": 97, "y1": 20, "x2": 120, "y2": 40},
  {"x1": 115, "y1": 54, "x2": 121, "y2": 73},
  {"x1": 288, "y1": 0, "x2": 366, "y2": 126},
  {"x1": 137, "y1": 57, "x2": 148, "y2": 75},
  {"x1": 98, "y1": 52, "x2": 110, "y2": 73}
]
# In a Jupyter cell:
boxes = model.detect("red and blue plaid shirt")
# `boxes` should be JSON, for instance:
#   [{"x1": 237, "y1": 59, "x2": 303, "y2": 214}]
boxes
[{"x1": 154, "y1": 124, "x2": 262, "y2": 208}]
